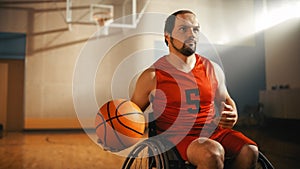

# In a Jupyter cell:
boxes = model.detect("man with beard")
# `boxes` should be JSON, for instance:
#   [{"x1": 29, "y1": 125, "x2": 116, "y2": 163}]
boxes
[{"x1": 131, "y1": 10, "x2": 258, "y2": 169}]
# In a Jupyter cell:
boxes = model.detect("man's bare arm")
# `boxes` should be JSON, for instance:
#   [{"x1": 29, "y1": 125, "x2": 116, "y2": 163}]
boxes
[{"x1": 131, "y1": 68, "x2": 156, "y2": 111}]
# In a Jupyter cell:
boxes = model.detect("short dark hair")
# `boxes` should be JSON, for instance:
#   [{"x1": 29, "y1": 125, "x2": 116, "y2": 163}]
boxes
[{"x1": 164, "y1": 10, "x2": 195, "y2": 46}]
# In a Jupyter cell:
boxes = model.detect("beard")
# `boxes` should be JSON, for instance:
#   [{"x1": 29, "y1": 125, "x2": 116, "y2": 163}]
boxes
[{"x1": 170, "y1": 37, "x2": 196, "y2": 56}]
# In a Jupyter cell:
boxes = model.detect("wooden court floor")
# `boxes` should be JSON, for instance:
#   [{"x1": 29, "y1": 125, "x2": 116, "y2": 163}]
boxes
[
  {"x1": 0, "y1": 130, "x2": 125, "y2": 169},
  {"x1": 0, "y1": 119, "x2": 299, "y2": 169}
]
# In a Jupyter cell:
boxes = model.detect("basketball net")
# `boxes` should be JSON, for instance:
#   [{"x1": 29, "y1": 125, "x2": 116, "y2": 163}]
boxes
[{"x1": 93, "y1": 12, "x2": 113, "y2": 36}]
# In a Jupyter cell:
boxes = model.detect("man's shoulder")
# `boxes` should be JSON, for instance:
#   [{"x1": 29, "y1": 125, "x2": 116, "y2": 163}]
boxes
[
  {"x1": 144, "y1": 67, "x2": 156, "y2": 73},
  {"x1": 140, "y1": 67, "x2": 156, "y2": 81}
]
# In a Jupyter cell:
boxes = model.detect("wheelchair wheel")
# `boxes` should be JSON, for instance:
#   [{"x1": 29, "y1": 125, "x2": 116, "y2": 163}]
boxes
[
  {"x1": 122, "y1": 139, "x2": 169, "y2": 169},
  {"x1": 122, "y1": 139, "x2": 274, "y2": 169},
  {"x1": 256, "y1": 152, "x2": 274, "y2": 169}
]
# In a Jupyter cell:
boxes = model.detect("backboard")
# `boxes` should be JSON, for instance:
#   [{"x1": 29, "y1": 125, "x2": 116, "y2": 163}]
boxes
[{"x1": 66, "y1": 0, "x2": 150, "y2": 32}]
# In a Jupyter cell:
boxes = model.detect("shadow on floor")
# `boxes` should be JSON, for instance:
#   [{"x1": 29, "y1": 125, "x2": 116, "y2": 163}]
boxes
[{"x1": 236, "y1": 118, "x2": 300, "y2": 169}]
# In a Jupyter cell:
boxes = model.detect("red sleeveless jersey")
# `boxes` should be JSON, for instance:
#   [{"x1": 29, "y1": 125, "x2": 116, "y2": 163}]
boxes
[{"x1": 152, "y1": 54, "x2": 218, "y2": 137}]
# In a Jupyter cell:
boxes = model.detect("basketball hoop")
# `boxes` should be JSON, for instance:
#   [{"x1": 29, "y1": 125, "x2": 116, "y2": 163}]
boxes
[
  {"x1": 93, "y1": 11, "x2": 113, "y2": 26},
  {"x1": 93, "y1": 11, "x2": 113, "y2": 36}
]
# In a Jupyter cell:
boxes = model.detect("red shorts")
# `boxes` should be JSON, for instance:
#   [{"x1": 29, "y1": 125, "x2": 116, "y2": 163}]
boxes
[{"x1": 172, "y1": 127, "x2": 257, "y2": 161}]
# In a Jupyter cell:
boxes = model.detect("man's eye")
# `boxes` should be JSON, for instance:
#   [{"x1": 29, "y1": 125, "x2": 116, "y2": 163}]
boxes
[
  {"x1": 193, "y1": 28, "x2": 200, "y2": 33},
  {"x1": 179, "y1": 27, "x2": 187, "y2": 32}
]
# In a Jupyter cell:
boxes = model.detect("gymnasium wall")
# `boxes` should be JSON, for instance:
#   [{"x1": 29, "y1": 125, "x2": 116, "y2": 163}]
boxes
[
  {"x1": 0, "y1": 1, "x2": 94, "y2": 129},
  {"x1": 0, "y1": 0, "x2": 299, "y2": 129},
  {"x1": 264, "y1": 18, "x2": 300, "y2": 90}
]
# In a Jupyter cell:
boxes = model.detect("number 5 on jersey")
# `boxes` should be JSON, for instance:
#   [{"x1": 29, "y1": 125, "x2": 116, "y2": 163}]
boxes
[{"x1": 185, "y1": 88, "x2": 200, "y2": 114}]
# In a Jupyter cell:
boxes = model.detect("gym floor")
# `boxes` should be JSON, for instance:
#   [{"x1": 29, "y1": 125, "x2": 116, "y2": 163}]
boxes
[
  {"x1": 237, "y1": 119, "x2": 300, "y2": 169},
  {"x1": 0, "y1": 119, "x2": 299, "y2": 169}
]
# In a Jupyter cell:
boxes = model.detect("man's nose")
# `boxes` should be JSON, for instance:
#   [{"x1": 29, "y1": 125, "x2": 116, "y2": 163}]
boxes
[
  {"x1": 186, "y1": 28, "x2": 197, "y2": 38},
  {"x1": 186, "y1": 30, "x2": 199, "y2": 42}
]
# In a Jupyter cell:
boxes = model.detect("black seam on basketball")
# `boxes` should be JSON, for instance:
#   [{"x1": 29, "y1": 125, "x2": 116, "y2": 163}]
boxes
[
  {"x1": 97, "y1": 111, "x2": 144, "y2": 130},
  {"x1": 102, "y1": 101, "x2": 111, "y2": 148},
  {"x1": 104, "y1": 112, "x2": 142, "y2": 122},
  {"x1": 97, "y1": 100, "x2": 144, "y2": 151},
  {"x1": 112, "y1": 100, "x2": 129, "y2": 149},
  {"x1": 95, "y1": 112, "x2": 106, "y2": 129},
  {"x1": 115, "y1": 113, "x2": 144, "y2": 135},
  {"x1": 95, "y1": 112, "x2": 106, "y2": 146},
  {"x1": 101, "y1": 112, "x2": 144, "y2": 135},
  {"x1": 116, "y1": 100, "x2": 144, "y2": 135}
]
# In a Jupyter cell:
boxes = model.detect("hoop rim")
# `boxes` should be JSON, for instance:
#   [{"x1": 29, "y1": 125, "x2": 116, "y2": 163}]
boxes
[{"x1": 93, "y1": 11, "x2": 113, "y2": 20}]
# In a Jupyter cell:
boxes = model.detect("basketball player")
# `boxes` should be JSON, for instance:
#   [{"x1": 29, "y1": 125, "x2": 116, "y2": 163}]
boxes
[{"x1": 131, "y1": 10, "x2": 258, "y2": 169}]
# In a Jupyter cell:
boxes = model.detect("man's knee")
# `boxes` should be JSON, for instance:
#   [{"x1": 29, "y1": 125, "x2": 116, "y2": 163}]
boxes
[
  {"x1": 187, "y1": 138, "x2": 225, "y2": 168},
  {"x1": 241, "y1": 144, "x2": 258, "y2": 160},
  {"x1": 234, "y1": 144, "x2": 259, "y2": 169}
]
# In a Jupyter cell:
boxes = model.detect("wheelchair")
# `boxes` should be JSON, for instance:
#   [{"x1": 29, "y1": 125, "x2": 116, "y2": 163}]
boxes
[{"x1": 122, "y1": 113, "x2": 274, "y2": 169}]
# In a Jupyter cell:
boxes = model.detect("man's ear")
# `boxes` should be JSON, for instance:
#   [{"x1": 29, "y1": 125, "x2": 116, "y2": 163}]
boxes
[
  {"x1": 165, "y1": 33, "x2": 171, "y2": 43},
  {"x1": 165, "y1": 33, "x2": 170, "y2": 40}
]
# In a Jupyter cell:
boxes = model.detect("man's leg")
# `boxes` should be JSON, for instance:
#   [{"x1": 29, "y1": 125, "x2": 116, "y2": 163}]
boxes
[
  {"x1": 230, "y1": 144, "x2": 258, "y2": 169},
  {"x1": 186, "y1": 138, "x2": 225, "y2": 169},
  {"x1": 210, "y1": 128, "x2": 258, "y2": 169}
]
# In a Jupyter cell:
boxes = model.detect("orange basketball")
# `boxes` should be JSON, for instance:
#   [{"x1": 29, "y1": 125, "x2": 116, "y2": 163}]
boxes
[{"x1": 95, "y1": 99, "x2": 145, "y2": 152}]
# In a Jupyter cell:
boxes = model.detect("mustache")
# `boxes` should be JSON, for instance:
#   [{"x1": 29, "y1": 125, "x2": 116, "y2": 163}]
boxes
[
  {"x1": 184, "y1": 37, "x2": 197, "y2": 44},
  {"x1": 170, "y1": 36, "x2": 197, "y2": 43}
]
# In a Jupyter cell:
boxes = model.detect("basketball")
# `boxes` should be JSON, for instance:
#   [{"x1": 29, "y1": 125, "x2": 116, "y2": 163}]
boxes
[{"x1": 95, "y1": 99, "x2": 145, "y2": 152}]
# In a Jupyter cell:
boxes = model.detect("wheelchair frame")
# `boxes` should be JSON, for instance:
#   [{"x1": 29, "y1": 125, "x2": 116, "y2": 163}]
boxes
[
  {"x1": 122, "y1": 137, "x2": 274, "y2": 169},
  {"x1": 122, "y1": 113, "x2": 274, "y2": 169}
]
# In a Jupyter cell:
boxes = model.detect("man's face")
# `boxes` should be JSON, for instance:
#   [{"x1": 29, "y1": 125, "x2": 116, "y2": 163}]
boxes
[{"x1": 168, "y1": 13, "x2": 200, "y2": 56}]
